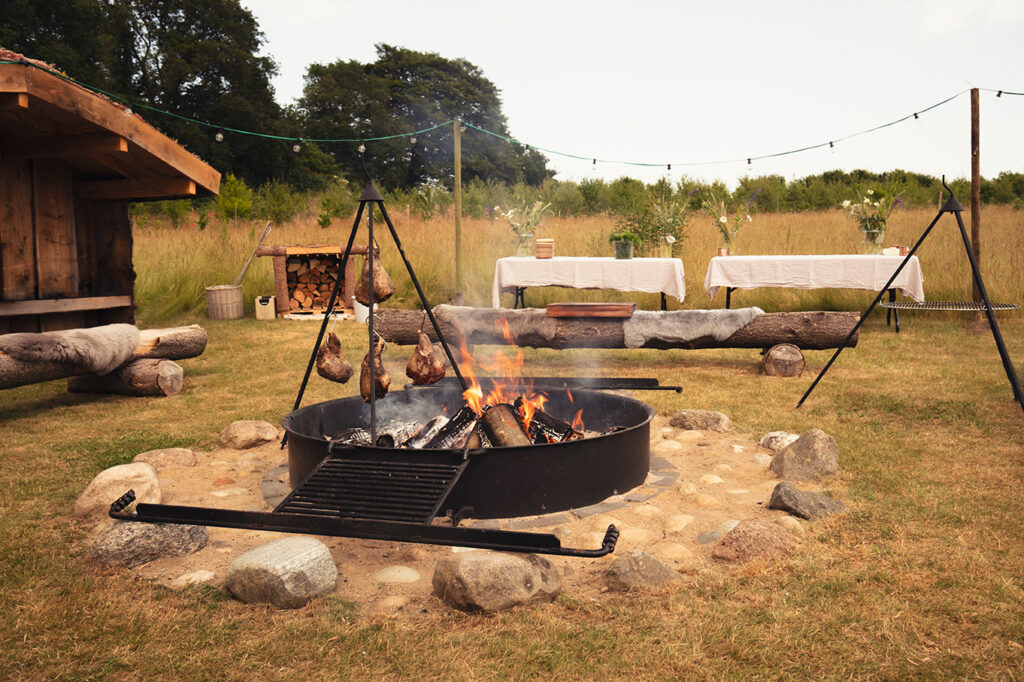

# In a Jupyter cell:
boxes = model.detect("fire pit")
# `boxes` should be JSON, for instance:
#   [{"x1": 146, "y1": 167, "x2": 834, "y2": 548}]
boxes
[{"x1": 282, "y1": 380, "x2": 655, "y2": 520}]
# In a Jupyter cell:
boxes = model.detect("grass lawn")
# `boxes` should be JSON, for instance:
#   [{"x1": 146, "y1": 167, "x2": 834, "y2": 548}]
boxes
[{"x1": 2, "y1": 308, "x2": 1022, "y2": 678}]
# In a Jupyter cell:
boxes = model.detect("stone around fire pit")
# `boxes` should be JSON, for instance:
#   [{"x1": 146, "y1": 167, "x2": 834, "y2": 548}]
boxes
[
  {"x1": 226, "y1": 536, "x2": 337, "y2": 609},
  {"x1": 604, "y1": 550, "x2": 683, "y2": 591},
  {"x1": 432, "y1": 551, "x2": 561, "y2": 612},
  {"x1": 769, "y1": 429, "x2": 839, "y2": 481},
  {"x1": 669, "y1": 409, "x2": 731, "y2": 432},
  {"x1": 219, "y1": 420, "x2": 279, "y2": 450},
  {"x1": 73, "y1": 462, "x2": 160, "y2": 518},
  {"x1": 90, "y1": 520, "x2": 208, "y2": 569}
]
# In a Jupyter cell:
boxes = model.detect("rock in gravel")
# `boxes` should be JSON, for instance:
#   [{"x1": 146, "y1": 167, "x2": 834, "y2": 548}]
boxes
[
  {"x1": 73, "y1": 462, "x2": 160, "y2": 518},
  {"x1": 664, "y1": 514, "x2": 695, "y2": 533},
  {"x1": 775, "y1": 516, "x2": 805, "y2": 536},
  {"x1": 90, "y1": 520, "x2": 207, "y2": 569},
  {"x1": 769, "y1": 429, "x2": 838, "y2": 481},
  {"x1": 226, "y1": 536, "x2": 337, "y2": 609},
  {"x1": 373, "y1": 565, "x2": 420, "y2": 584},
  {"x1": 133, "y1": 447, "x2": 198, "y2": 470},
  {"x1": 760, "y1": 431, "x2": 799, "y2": 454},
  {"x1": 604, "y1": 550, "x2": 683, "y2": 591},
  {"x1": 711, "y1": 519, "x2": 795, "y2": 563},
  {"x1": 219, "y1": 420, "x2": 278, "y2": 449},
  {"x1": 433, "y1": 552, "x2": 560, "y2": 612},
  {"x1": 668, "y1": 409, "x2": 731, "y2": 432},
  {"x1": 767, "y1": 481, "x2": 847, "y2": 521}
]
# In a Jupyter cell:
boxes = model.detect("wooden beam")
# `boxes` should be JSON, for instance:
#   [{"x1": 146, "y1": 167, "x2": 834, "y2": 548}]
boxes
[
  {"x1": 0, "y1": 92, "x2": 29, "y2": 110},
  {"x1": 4, "y1": 133, "x2": 128, "y2": 159},
  {"x1": 0, "y1": 295, "x2": 132, "y2": 316},
  {"x1": 77, "y1": 177, "x2": 195, "y2": 200}
]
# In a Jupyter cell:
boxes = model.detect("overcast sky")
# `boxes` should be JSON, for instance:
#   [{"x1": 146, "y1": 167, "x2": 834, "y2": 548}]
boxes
[{"x1": 241, "y1": 0, "x2": 1023, "y2": 188}]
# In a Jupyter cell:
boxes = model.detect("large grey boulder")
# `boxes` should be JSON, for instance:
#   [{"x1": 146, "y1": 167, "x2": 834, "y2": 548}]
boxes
[
  {"x1": 768, "y1": 481, "x2": 847, "y2": 521},
  {"x1": 219, "y1": 420, "x2": 278, "y2": 449},
  {"x1": 668, "y1": 409, "x2": 731, "y2": 432},
  {"x1": 604, "y1": 550, "x2": 683, "y2": 591},
  {"x1": 711, "y1": 519, "x2": 795, "y2": 563},
  {"x1": 432, "y1": 551, "x2": 561, "y2": 612},
  {"x1": 225, "y1": 536, "x2": 337, "y2": 609},
  {"x1": 133, "y1": 447, "x2": 198, "y2": 470},
  {"x1": 73, "y1": 462, "x2": 160, "y2": 518},
  {"x1": 90, "y1": 521, "x2": 207, "y2": 569},
  {"x1": 769, "y1": 429, "x2": 838, "y2": 481}
]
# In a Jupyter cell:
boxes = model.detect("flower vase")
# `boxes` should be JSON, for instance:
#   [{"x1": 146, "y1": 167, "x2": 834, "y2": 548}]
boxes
[
  {"x1": 861, "y1": 230, "x2": 885, "y2": 254},
  {"x1": 514, "y1": 234, "x2": 533, "y2": 257}
]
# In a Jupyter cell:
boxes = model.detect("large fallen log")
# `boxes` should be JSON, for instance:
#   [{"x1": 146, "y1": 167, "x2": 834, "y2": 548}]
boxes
[
  {"x1": 68, "y1": 359, "x2": 183, "y2": 397},
  {"x1": 374, "y1": 306, "x2": 860, "y2": 351},
  {"x1": 0, "y1": 325, "x2": 207, "y2": 390}
]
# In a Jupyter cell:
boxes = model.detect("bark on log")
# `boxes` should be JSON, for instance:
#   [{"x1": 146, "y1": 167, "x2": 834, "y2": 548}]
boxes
[
  {"x1": 0, "y1": 325, "x2": 206, "y2": 390},
  {"x1": 374, "y1": 306, "x2": 860, "y2": 351},
  {"x1": 68, "y1": 359, "x2": 183, "y2": 396}
]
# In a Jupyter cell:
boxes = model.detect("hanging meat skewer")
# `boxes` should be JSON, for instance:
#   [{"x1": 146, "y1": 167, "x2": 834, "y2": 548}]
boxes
[
  {"x1": 354, "y1": 251, "x2": 395, "y2": 305},
  {"x1": 405, "y1": 330, "x2": 446, "y2": 385},
  {"x1": 315, "y1": 332, "x2": 353, "y2": 383},
  {"x1": 359, "y1": 338, "x2": 391, "y2": 402}
]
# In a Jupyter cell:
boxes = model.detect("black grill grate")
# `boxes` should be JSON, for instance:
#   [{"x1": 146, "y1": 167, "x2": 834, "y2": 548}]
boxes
[{"x1": 275, "y1": 457, "x2": 465, "y2": 524}]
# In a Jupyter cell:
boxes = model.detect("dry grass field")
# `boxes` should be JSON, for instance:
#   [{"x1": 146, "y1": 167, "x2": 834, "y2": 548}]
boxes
[{"x1": 1, "y1": 205, "x2": 1023, "y2": 679}]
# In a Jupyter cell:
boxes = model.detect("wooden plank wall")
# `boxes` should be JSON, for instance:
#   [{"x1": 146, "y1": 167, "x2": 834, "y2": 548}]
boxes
[
  {"x1": 0, "y1": 157, "x2": 38, "y2": 333},
  {"x1": 0, "y1": 157, "x2": 135, "y2": 333},
  {"x1": 32, "y1": 159, "x2": 80, "y2": 331}
]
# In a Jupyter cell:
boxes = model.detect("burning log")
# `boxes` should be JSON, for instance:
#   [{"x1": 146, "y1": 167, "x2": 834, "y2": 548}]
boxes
[
  {"x1": 402, "y1": 415, "x2": 449, "y2": 448},
  {"x1": 480, "y1": 403, "x2": 533, "y2": 447},
  {"x1": 359, "y1": 339, "x2": 391, "y2": 402},
  {"x1": 464, "y1": 425, "x2": 492, "y2": 449},
  {"x1": 405, "y1": 331, "x2": 445, "y2": 385},
  {"x1": 354, "y1": 252, "x2": 395, "y2": 305},
  {"x1": 422, "y1": 405, "x2": 478, "y2": 449},
  {"x1": 315, "y1": 332, "x2": 353, "y2": 383},
  {"x1": 373, "y1": 306, "x2": 861, "y2": 351},
  {"x1": 515, "y1": 397, "x2": 580, "y2": 443}
]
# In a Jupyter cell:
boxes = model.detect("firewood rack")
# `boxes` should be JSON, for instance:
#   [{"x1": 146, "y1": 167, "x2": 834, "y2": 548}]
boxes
[
  {"x1": 110, "y1": 183, "x2": 626, "y2": 556},
  {"x1": 798, "y1": 178, "x2": 1023, "y2": 414}
]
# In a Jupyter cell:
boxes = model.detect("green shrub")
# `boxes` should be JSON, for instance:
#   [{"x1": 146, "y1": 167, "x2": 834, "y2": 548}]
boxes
[
  {"x1": 253, "y1": 180, "x2": 305, "y2": 223},
  {"x1": 217, "y1": 174, "x2": 254, "y2": 222}
]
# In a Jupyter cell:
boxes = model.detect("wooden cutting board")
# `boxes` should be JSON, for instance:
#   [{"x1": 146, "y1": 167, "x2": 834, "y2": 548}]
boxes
[{"x1": 545, "y1": 302, "x2": 636, "y2": 318}]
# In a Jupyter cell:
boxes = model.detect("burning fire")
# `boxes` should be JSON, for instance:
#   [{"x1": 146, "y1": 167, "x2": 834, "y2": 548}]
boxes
[{"x1": 459, "y1": 320, "x2": 575, "y2": 434}]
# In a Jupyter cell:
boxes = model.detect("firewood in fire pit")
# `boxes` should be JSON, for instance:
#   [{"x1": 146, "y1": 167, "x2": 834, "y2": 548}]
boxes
[
  {"x1": 405, "y1": 331, "x2": 446, "y2": 385},
  {"x1": 514, "y1": 397, "x2": 580, "y2": 443},
  {"x1": 422, "y1": 405, "x2": 478, "y2": 449},
  {"x1": 354, "y1": 252, "x2": 395, "y2": 305},
  {"x1": 315, "y1": 332, "x2": 353, "y2": 383},
  {"x1": 480, "y1": 403, "x2": 533, "y2": 447},
  {"x1": 464, "y1": 424, "x2": 492, "y2": 449},
  {"x1": 402, "y1": 415, "x2": 449, "y2": 448},
  {"x1": 359, "y1": 339, "x2": 391, "y2": 402}
]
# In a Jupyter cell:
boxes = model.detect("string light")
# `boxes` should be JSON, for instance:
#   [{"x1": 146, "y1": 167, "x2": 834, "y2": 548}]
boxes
[
  {"x1": 829, "y1": 141, "x2": 835, "y2": 154},
  {"x1": 6, "y1": 59, "x2": 1018, "y2": 173},
  {"x1": 410, "y1": 136, "x2": 417, "y2": 145},
  {"x1": 214, "y1": 128, "x2": 224, "y2": 142},
  {"x1": 357, "y1": 143, "x2": 366, "y2": 154},
  {"x1": 747, "y1": 158, "x2": 752, "y2": 170}
]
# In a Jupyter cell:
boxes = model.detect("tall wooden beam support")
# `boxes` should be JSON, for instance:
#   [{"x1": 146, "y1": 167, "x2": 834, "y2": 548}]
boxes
[
  {"x1": 970, "y1": 88, "x2": 983, "y2": 322},
  {"x1": 453, "y1": 120, "x2": 464, "y2": 305}
]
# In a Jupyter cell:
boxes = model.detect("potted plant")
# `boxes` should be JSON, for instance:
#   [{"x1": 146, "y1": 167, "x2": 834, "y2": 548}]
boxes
[
  {"x1": 842, "y1": 187, "x2": 901, "y2": 254},
  {"x1": 608, "y1": 231, "x2": 642, "y2": 259}
]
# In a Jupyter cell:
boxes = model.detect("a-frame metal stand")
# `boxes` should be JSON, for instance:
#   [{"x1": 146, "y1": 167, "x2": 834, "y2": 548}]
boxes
[
  {"x1": 798, "y1": 180, "x2": 1023, "y2": 415},
  {"x1": 286, "y1": 183, "x2": 470, "y2": 444}
]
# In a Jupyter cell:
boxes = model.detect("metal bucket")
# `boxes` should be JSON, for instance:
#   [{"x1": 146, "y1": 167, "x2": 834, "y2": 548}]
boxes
[{"x1": 205, "y1": 284, "x2": 244, "y2": 319}]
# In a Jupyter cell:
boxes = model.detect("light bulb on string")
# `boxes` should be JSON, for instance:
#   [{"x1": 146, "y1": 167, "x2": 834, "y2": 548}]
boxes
[
  {"x1": 913, "y1": 112, "x2": 919, "y2": 120},
  {"x1": 747, "y1": 158, "x2": 752, "y2": 171},
  {"x1": 358, "y1": 143, "x2": 366, "y2": 154},
  {"x1": 830, "y1": 141, "x2": 836, "y2": 154},
  {"x1": 214, "y1": 129, "x2": 224, "y2": 143},
  {"x1": 591, "y1": 158, "x2": 597, "y2": 174},
  {"x1": 410, "y1": 136, "x2": 417, "y2": 145},
  {"x1": 997, "y1": 90, "x2": 1003, "y2": 98},
  {"x1": 292, "y1": 139, "x2": 302, "y2": 153}
]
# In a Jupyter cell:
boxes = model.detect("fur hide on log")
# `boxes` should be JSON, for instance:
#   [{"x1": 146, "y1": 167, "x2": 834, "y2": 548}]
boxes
[{"x1": 0, "y1": 324, "x2": 140, "y2": 375}]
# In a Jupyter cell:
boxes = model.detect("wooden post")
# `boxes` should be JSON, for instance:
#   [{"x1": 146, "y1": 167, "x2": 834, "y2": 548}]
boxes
[
  {"x1": 453, "y1": 120, "x2": 464, "y2": 305},
  {"x1": 970, "y1": 88, "x2": 983, "y2": 321}
]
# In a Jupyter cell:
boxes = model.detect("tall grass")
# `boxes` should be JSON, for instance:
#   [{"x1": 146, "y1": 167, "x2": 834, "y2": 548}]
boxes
[{"x1": 133, "y1": 206, "x2": 1023, "y2": 324}]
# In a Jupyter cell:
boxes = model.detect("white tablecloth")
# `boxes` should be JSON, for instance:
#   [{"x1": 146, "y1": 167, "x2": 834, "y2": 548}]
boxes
[
  {"x1": 703, "y1": 255, "x2": 925, "y2": 303},
  {"x1": 492, "y1": 256, "x2": 686, "y2": 308}
]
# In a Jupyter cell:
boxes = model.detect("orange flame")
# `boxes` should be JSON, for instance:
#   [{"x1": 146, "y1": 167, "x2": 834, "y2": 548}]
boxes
[{"x1": 457, "y1": 319, "x2": 584, "y2": 433}]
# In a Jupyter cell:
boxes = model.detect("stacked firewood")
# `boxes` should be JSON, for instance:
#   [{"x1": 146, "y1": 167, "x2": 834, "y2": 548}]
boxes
[{"x1": 286, "y1": 256, "x2": 340, "y2": 311}]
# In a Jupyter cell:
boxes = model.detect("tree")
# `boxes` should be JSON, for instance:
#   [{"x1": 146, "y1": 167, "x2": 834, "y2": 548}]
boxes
[{"x1": 299, "y1": 44, "x2": 552, "y2": 191}]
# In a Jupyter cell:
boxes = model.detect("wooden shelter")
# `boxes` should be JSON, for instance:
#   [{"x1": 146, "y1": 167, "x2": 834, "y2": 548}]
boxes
[{"x1": 0, "y1": 53, "x2": 220, "y2": 333}]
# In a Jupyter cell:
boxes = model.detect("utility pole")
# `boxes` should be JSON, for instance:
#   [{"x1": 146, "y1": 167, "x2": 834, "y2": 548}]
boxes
[
  {"x1": 453, "y1": 120, "x2": 463, "y2": 305},
  {"x1": 970, "y1": 88, "x2": 981, "y2": 306}
]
